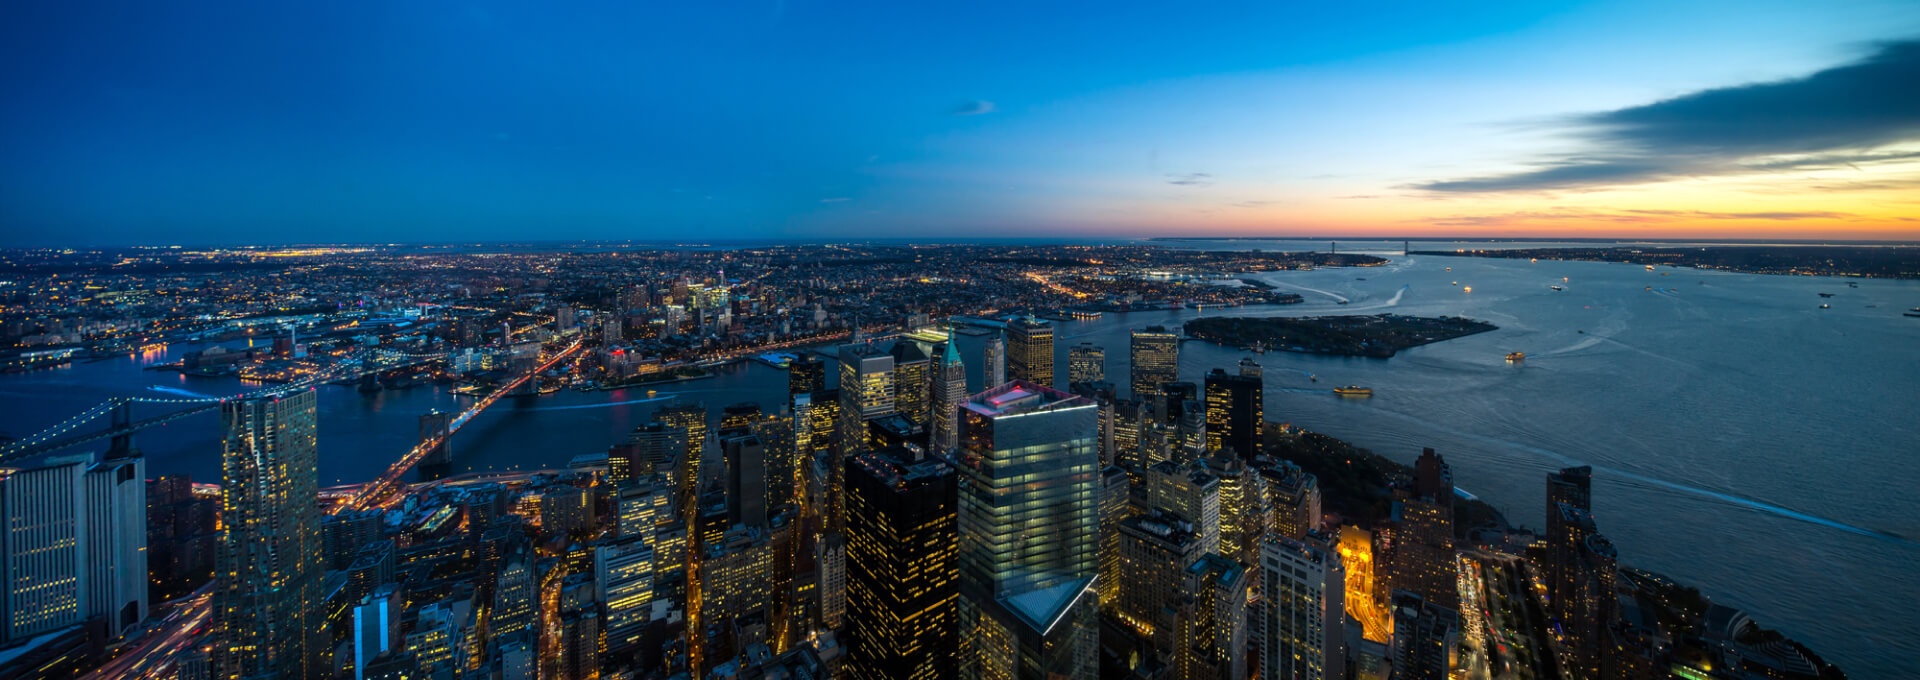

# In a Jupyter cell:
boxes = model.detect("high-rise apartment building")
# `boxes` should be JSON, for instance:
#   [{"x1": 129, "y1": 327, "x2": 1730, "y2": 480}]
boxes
[
  {"x1": 845, "y1": 447, "x2": 958, "y2": 680},
  {"x1": 1006, "y1": 317, "x2": 1055, "y2": 387},
  {"x1": 955, "y1": 381, "x2": 1099, "y2": 680},
  {"x1": 1260, "y1": 535, "x2": 1345, "y2": 680},
  {"x1": 1384, "y1": 449, "x2": 1456, "y2": 612},
  {"x1": 214, "y1": 390, "x2": 326, "y2": 680},
  {"x1": 1388, "y1": 590, "x2": 1457, "y2": 680},
  {"x1": 1203, "y1": 368, "x2": 1262, "y2": 459},
  {"x1": 1177, "y1": 554, "x2": 1249, "y2": 680},
  {"x1": 1129, "y1": 326, "x2": 1180, "y2": 399}
]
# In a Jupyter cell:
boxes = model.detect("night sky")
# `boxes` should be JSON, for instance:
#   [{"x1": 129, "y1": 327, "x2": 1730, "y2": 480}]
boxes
[{"x1": 4, "y1": 1, "x2": 1918, "y2": 245}]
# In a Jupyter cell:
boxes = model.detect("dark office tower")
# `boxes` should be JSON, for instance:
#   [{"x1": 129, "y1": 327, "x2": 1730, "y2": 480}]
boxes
[
  {"x1": 845, "y1": 447, "x2": 958, "y2": 680},
  {"x1": 1203, "y1": 368, "x2": 1263, "y2": 460},
  {"x1": 215, "y1": 390, "x2": 325, "y2": 680},
  {"x1": 1006, "y1": 316, "x2": 1056, "y2": 387},
  {"x1": 983, "y1": 334, "x2": 1007, "y2": 388},
  {"x1": 1129, "y1": 325, "x2": 1180, "y2": 399},
  {"x1": 720, "y1": 402, "x2": 764, "y2": 434},
  {"x1": 956, "y1": 382, "x2": 1099, "y2": 680},
  {"x1": 1237, "y1": 356, "x2": 1262, "y2": 380},
  {"x1": 1544, "y1": 465, "x2": 1594, "y2": 633},
  {"x1": 609, "y1": 422, "x2": 686, "y2": 489},
  {"x1": 417, "y1": 410, "x2": 455, "y2": 481},
  {"x1": 1388, "y1": 590, "x2": 1458, "y2": 680},
  {"x1": 1384, "y1": 449, "x2": 1456, "y2": 612},
  {"x1": 657, "y1": 403, "x2": 709, "y2": 504},
  {"x1": 1556, "y1": 517, "x2": 1617, "y2": 680},
  {"x1": 789, "y1": 355, "x2": 826, "y2": 396},
  {"x1": 835, "y1": 344, "x2": 895, "y2": 530},
  {"x1": 724, "y1": 433, "x2": 769, "y2": 530},
  {"x1": 931, "y1": 341, "x2": 968, "y2": 455},
  {"x1": 1068, "y1": 342, "x2": 1105, "y2": 385}
]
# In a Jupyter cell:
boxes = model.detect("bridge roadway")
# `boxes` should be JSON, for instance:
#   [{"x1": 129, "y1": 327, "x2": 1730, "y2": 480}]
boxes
[{"x1": 335, "y1": 339, "x2": 582, "y2": 514}]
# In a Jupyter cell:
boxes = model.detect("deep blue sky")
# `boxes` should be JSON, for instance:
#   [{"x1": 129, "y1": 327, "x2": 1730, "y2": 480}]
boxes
[{"x1": 4, "y1": 1, "x2": 1918, "y2": 245}]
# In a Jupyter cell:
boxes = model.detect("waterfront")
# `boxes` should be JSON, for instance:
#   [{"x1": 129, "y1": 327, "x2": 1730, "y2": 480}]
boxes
[{"x1": 3, "y1": 245, "x2": 1917, "y2": 676}]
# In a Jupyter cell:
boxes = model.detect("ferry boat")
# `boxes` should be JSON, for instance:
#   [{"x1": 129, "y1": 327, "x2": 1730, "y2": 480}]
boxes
[
  {"x1": 1505, "y1": 352, "x2": 1525, "y2": 363},
  {"x1": 1819, "y1": 303, "x2": 1830, "y2": 309},
  {"x1": 1463, "y1": 286, "x2": 1472, "y2": 293},
  {"x1": 1333, "y1": 386, "x2": 1373, "y2": 397},
  {"x1": 1645, "y1": 265, "x2": 1656, "y2": 271},
  {"x1": 1549, "y1": 285, "x2": 1564, "y2": 291}
]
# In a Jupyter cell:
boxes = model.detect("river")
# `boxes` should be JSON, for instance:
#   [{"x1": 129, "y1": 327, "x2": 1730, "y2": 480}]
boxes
[{"x1": 2, "y1": 241, "x2": 1915, "y2": 676}]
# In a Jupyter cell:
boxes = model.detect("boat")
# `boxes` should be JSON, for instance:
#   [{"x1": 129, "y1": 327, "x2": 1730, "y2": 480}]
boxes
[
  {"x1": 1445, "y1": 267, "x2": 1452, "y2": 271},
  {"x1": 1309, "y1": 375, "x2": 1317, "y2": 382},
  {"x1": 1463, "y1": 286, "x2": 1472, "y2": 293},
  {"x1": 1848, "y1": 282, "x2": 1859, "y2": 288},
  {"x1": 1333, "y1": 386, "x2": 1373, "y2": 397},
  {"x1": 1818, "y1": 293, "x2": 1834, "y2": 298},
  {"x1": 1819, "y1": 303, "x2": 1830, "y2": 309},
  {"x1": 1505, "y1": 352, "x2": 1525, "y2": 363},
  {"x1": 1549, "y1": 285, "x2": 1564, "y2": 291},
  {"x1": 1645, "y1": 265, "x2": 1655, "y2": 271}
]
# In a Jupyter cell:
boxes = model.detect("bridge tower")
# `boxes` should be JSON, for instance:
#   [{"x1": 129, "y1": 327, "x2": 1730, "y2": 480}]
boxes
[
  {"x1": 511, "y1": 356, "x2": 541, "y2": 396},
  {"x1": 106, "y1": 400, "x2": 138, "y2": 460},
  {"x1": 417, "y1": 410, "x2": 455, "y2": 481}
]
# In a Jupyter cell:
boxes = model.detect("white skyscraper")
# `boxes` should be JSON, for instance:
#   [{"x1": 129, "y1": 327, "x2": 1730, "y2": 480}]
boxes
[{"x1": 0, "y1": 450, "x2": 147, "y2": 645}]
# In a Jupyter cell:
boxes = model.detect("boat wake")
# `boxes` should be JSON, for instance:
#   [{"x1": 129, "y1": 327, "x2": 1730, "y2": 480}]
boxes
[{"x1": 145, "y1": 385, "x2": 221, "y2": 400}]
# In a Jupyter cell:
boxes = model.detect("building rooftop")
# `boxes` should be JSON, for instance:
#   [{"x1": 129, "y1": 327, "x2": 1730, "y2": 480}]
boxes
[{"x1": 963, "y1": 380, "x2": 1090, "y2": 417}]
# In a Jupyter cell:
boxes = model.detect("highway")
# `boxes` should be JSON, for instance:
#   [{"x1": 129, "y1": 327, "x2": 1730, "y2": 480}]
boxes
[{"x1": 83, "y1": 587, "x2": 213, "y2": 680}]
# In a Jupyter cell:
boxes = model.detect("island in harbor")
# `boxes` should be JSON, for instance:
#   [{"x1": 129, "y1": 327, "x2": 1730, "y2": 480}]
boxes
[
  {"x1": 1184, "y1": 313, "x2": 1497, "y2": 358},
  {"x1": 1411, "y1": 244, "x2": 1920, "y2": 279}
]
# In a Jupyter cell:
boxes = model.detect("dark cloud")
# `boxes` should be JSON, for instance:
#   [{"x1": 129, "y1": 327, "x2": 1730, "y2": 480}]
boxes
[
  {"x1": 1166, "y1": 172, "x2": 1214, "y2": 186},
  {"x1": 1417, "y1": 40, "x2": 1920, "y2": 193},
  {"x1": 951, "y1": 100, "x2": 997, "y2": 116}
]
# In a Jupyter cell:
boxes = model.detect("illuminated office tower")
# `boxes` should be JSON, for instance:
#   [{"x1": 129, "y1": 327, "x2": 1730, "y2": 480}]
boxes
[
  {"x1": 1146, "y1": 461, "x2": 1220, "y2": 556},
  {"x1": 1176, "y1": 554, "x2": 1249, "y2": 680},
  {"x1": 616, "y1": 481, "x2": 662, "y2": 540},
  {"x1": 490, "y1": 549, "x2": 536, "y2": 639},
  {"x1": 1097, "y1": 466, "x2": 1130, "y2": 609},
  {"x1": 720, "y1": 402, "x2": 764, "y2": 433},
  {"x1": 845, "y1": 447, "x2": 958, "y2": 680},
  {"x1": 1112, "y1": 399, "x2": 1148, "y2": 470},
  {"x1": 789, "y1": 354, "x2": 827, "y2": 396},
  {"x1": 984, "y1": 334, "x2": 1007, "y2": 388},
  {"x1": 956, "y1": 382, "x2": 1099, "y2": 680},
  {"x1": 350, "y1": 586, "x2": 401, "y2": 680},
  {"x1": 1260, "y1": 535, "x2": 1346, "y2": 680},
  {"x1": 1204, "y1": 454, "x2": 1263, "y2": 567},
  {"x1": 1005, "y1": 317, "x2": 1055, "y2": 387},
  {"x1": 930, "y1": 341, "x2": 968, "y2": 454},
  {"x1": 1129, "y1": 326, "x2": 1180, "y2": 399},
  {"x1": 214, "y1": 390, "x2": 325, "y2": 680},
  {"x1": 596, "y1": 535, "x2": 655, "y2": 654},
  {"x1": 702, "y1": 527, "x2": 775, "y2": 627},
  {"x1": 891, "y1": 340, "x2": 933, "y2": 425},
  {"x1": 1388, "y1": 590, "x2": 1457, "y2": 680},
  {"x1": 0, "y1": 450, "x2": 148, "y2": 646},
  {"x1": 1068, "y1": 342, "x2": 1105, "y2": 385},
  {"x1": 656, "y1": 403, "x2": 709, "y2": 505},
  {"x1": 1203, "y1": 368, "x2": 1262, "y2": 459},
  {"x1": 1383, "y1": 449, "x2": 1456, "y2": 612},
  {"x1": 836, "y1": 344, "x2": 896, "y2": 530}
]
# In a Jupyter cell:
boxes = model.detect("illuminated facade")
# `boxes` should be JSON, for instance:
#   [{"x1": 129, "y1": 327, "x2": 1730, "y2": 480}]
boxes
[
  {"x1": 596, "y1": 535, "x2": 655, "y2": 654},
  {"x1": 1176, "y1": 554, "x2": 1248, "y2": 680},
  {"x1": 1202, "y1": 368, "x2": 1262, "y2": 460},
  {"x1": 1263, "y1": 461, "x2": 1322, "y2": 541},
  {"x1": 1203, "y1": 455, "x2": 1264, "y2": 567},
  {"x1": 836, "y1": 344, "x2": 896, "y2": 530},
  {"x1": 214, "y1": 390, "x2": 326, "y2": 680},
  {"x1": 1260, "y1": 535, "x2": 1345, "y2": 680},
  {"x1": 788, "y1": 354, "x2": 826, "y2": 396},
  {"x1": 1128, "y1": 326, "x2": 1179, "y2": 399},
  {"x1": 1145, "y1": 461, "x2": 1220, "y2": 556},
  {"x1": 656, "y1": 403, "x2": 709, "y2": 511},
  {"x1": 1115, "y1": 510, "x2": 1201, "y2": 647},
  {"x1": 1388, "y1": 590, "x2": 1457, "y2": 680},
  {"x1": 1097, "y1": 466, "x2": 1130, "y2": 609},
  {"x1": 891, "y1": 340, "x2": 933, "y2": 425},
  {"x1": 1067, "y1": 342, "x2": 1105, "y2": 385},
  {"x1": 845, "y1": 447, "x2": 958, "y2": 680},
  {"x1": 1006, "y1": 317, "x2": 1055, "y2": 387},
  {"x1": 931, "y1": 341, "x2": 968, "y2": 454},
  {"x1": 956, "y1": 381, "x2": 1099, "y2": 680},
  {"x1": 0, "y1": 450, "x2": 147, "y2": 644}
]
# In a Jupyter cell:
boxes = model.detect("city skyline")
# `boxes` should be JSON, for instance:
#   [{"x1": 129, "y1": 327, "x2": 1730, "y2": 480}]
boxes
[{"x1": 5, "y1": 2, "x2": 1920, "y2": 246}]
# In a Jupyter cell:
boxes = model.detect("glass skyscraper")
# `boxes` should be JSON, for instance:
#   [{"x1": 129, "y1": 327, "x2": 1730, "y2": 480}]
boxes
[{"x1": 214, "y1": 390, "x2": 325, "y2": 680}]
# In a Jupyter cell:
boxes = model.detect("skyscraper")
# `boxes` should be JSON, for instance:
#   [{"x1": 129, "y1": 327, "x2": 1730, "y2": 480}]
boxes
[
  {"x1": 1237, "y1": 356, "x2": 1262, "y2": 380},
  {"x1": 789, "y1": 354, "x2": 827, "y2": 396},
  {"x1": 891, "y1": 340, "x2": 933, "y2": 425},
  {"x1": 1129, "y1": 326, "x2": 1179, "y2": 399},
  {"x1": 595, "y1": 535, "x2": 655, "y2": 654},
  {"x1": 1388, "y1": 590, "x2": 1458, "y2": 680},
  {"x1": 1384, "y1": 449, "x2": 1456, "y2": 612},
  {"x1": 1145, "y1": 461, "x2": 1221, "y2": 556},
  {"x1": 1178, "y1": 554, "x2": 1249, "y2": 680},
  {"x1": 0, "y1": 450, "x2": 148, "y2": 646},
  {"x1": 955, "y1": 381, "x2": 1099, "y2": 680},
  {"x1": 657, "y1": 403, "x2": 709, "y2": 507},
  {"x1": 723, "y1": 432, "x2": 769, "y2": 530},
  {"x1": 214, "y1": 390, "x2": 325, "y2": 680},
  {"x1": 845, "y1": 447, "x2": 958, "y2": 680},
  {"x1": 983, "y1": 334, "x2": 1007, "y2": 388},
  {"x1": 1067, "y1": 342, "x2": 1105, "y2": 385},
  {"x1": 1203, "y1": 368, "x2": 1262, "y2": 460},
  {"x1": 835, "y1": 344, "x2": 896, "y2": 530},
  {"x1": 1260, "y1": 534, "x2": 1345, "y2": 680},
  {"x1": 1005, "y1": 317, "x2": 1055, "y2": 387},
  {"x1": 931, "y1": 341, "x2": 968, "y2": 454}
]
